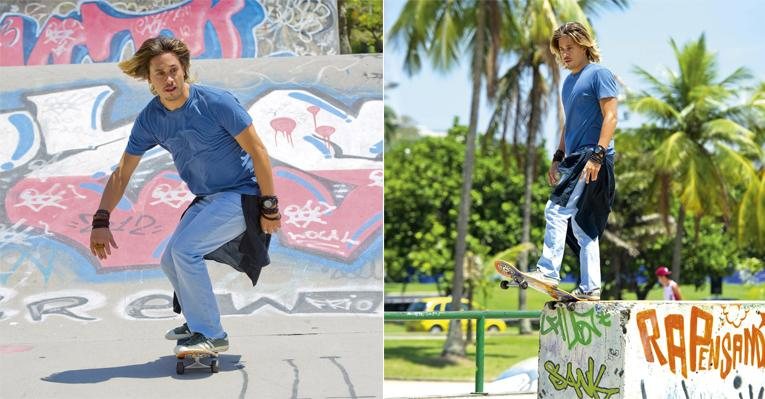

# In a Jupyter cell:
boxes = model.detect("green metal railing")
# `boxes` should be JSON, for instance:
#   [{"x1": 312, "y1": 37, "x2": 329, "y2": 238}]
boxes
[{"x1": 384, "y1": 310, "x2": 541, "y2": 395}]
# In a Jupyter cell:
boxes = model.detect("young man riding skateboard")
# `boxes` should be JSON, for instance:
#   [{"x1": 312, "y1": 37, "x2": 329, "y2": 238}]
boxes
[
  {"x1": 526, "y1": 22, "x2": 619, "y2": 300},
  {"x1": 89, "y1": 36, "x2": 281, "y2": 354}
]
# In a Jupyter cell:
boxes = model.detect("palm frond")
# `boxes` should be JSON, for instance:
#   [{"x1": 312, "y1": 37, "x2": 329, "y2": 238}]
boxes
[
  {"x1": 703, "y1": 119, "x2": 762, "y2": 156},
  {"x1": 654, "y1": 131, "x2": 689, "y2": 173},
  {"x1": 718, "y1": 66, "x2": 753, "y2": 88},
  {"x1": 630, "y1": 96, "x2": 681, "y2": 122}
]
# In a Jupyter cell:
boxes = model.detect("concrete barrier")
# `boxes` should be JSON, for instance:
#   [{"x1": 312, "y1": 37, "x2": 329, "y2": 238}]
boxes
[{"x1": 538, "y1": 301, "x2": 764, "y2": 398}]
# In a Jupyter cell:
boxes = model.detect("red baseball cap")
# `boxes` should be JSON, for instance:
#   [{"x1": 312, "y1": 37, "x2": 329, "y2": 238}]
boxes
[{"x1": 655, "y1": 266, "x2": 671, "y2": 276}]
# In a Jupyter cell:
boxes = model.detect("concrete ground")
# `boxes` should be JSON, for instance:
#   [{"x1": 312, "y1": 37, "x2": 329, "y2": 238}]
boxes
[{"x1": 2, "y1": 314, "x2": 382, "y2": 398}]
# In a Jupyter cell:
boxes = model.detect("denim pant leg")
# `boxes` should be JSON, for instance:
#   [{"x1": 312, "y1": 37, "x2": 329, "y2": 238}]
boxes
[
  {"x1": 571, "y1": 216, "x2": 601, "y2": 292},
  {"x1": 159, "y1": 200, "x2": 206, "y2": 311},
  {"x1": 536, "y1": 179, "x2": 587, "y2": 279},
  {"x1": 162, "y1": 191, "x2": 245, "y2": 339}
]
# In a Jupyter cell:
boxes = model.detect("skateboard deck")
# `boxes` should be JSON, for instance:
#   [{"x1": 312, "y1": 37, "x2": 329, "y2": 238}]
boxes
[
  {"x1": 494, "y1": 259, "x2": 579, "y2": 303},
  {"x1": 175, "y1": 350, "x2": 219, "y2": 374}
]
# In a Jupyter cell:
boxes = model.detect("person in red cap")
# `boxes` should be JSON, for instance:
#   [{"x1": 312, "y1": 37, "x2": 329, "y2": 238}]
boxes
[{"x1": 656, "y1": 266, "x2": 682, "y2": 300}]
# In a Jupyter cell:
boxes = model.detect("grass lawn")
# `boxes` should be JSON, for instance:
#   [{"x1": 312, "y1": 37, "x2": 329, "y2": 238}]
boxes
[
  {"x1": 384, "y1": 332, "x2": 540, "y2": 381},
  {"x1": 386, "y1": 281, "x2": 765, "y2": 307}
]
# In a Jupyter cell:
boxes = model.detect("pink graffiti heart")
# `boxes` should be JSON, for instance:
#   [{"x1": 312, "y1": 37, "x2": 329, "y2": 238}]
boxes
[
  {"x1": 5, "y1": 172, "x2": 188, "y2": 270},
  {"x1": 273, "y1": 166, "x2": 382, "y2": 261}
]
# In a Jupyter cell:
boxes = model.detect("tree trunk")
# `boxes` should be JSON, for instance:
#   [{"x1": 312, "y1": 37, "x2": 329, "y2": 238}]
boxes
[
  {"x1": 613, "y1": 251, "x2": 622, "y2": 300},
  {"x1": 671, "y1": 204, "x2": 685, "y2": 282},
  {"x1": 337, "y1": 0, "x2": 352, "y2": 54},
  {"x1": 518, "y1": 65, "x2": 544, "y2": 335},
  {"x1": 442, "y1": 4, "x2": 485, "y2": 359}
]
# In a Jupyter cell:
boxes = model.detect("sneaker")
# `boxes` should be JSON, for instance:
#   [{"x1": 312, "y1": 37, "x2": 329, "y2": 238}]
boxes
[
  {"x1": 174, "y1": 333, "x2": 229, "y2": 355},
  {"x1": 165, "y1": 322, "x2": 193, "y2": 340},
  {"x1": 525, "y1": 270, "x2": 560, "y2": 287},
  {"x1": 571, "y1": 287, "x2": 601, "y2": 300}
]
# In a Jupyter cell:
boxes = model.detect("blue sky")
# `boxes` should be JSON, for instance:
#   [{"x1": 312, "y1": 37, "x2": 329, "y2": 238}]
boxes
[{"x1": 384, "y1": 0, "x2": 765, "y2": 154}]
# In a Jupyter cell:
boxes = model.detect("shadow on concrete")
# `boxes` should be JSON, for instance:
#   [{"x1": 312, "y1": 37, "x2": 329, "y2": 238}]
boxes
[{"x1": 41, "y1": 354, "x2": 244, "y2": 383}]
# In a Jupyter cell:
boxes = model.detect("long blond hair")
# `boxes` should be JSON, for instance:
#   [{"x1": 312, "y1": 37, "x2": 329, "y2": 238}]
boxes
[
  {"x1": 549, "y1": 22, "x2": 601, "y2": 65},
  {"x1": 118, "y1": 36, "x2": 191, "y2": 95}
]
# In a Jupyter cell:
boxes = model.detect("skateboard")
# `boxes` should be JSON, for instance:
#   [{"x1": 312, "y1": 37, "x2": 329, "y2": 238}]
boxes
[
  {"x1": 175, "y1": 350, "x2": 219, "y2": 374},
  {"x1": 494, "y1": 259, "x2": 580, "y2": 307}
]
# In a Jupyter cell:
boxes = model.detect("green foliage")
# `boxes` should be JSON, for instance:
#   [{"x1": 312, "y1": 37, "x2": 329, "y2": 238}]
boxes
[
  {"x1": 600, "y1": 126, "x2": 760, "y2": 299},
  {"x1": 628, "y1": 34, "x2": 762, "y2": 226},
  {"x1": 338, "y1": 0, "x2": 382, "y2": 53},
  {"x1": 384, "y1": 124, "x2": 549, "y2": 284}
]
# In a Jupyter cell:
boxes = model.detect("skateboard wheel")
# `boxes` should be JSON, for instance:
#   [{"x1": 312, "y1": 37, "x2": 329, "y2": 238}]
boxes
[
  {"x1": 499, "y1": 280, "x2": 510, "y2": 289},
  {"x1": 211, "y1": 359, "x2": 219, "y2": 373},
  {"x1": 520, "y1": 281, "x2": 529, "y2": 290},
  {"x1": 176, "y1": 361, "x2": 185, "y2": 375}
]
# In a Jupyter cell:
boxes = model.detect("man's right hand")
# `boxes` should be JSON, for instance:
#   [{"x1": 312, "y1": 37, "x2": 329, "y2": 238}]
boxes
[
  {"x1": 90, "y1": 227, "x2": 118, "y2": 260},
  {"x1": 547, "y1": 161, "x2": 561, "y2": 186}
]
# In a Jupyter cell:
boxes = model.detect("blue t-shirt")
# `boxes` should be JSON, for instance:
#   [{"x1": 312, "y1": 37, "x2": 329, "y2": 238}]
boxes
[
  {"x1": 561, "y1": 63, "x2": 618, "y2": 154},
  {"x1": 126, "y1": 84, "x2": 258, "y2": 196}
]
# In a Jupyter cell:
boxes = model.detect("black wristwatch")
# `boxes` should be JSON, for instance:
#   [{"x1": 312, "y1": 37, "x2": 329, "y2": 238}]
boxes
[
  {"x1": 590, "y1": 145, "x2": 606, "y2": 164},
  {"x1": 261, "y1": 196, "x2": 278, "y2": 210}
]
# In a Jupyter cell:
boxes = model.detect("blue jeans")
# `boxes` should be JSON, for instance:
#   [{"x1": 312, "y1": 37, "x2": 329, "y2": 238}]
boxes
[
  {"x1": 536, "y1": 178, "x2": 601, "y2": 292},
  {"x1": 160, "y1": 191, "x2": 245, "y2": 339}
]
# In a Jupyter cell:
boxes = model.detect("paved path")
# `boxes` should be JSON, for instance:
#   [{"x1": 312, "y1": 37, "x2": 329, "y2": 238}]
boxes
[{"x1": 384, "y1": 380, "x2": 536, "y2": 399}]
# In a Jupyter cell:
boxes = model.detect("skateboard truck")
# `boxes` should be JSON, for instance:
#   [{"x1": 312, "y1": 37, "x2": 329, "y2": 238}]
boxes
[
  {"x1": 176, "y1": 352, "x2": 219, "y2": 374},
  {"x1": 499, "y1": 279, "x2": 527, "y2": 290}
]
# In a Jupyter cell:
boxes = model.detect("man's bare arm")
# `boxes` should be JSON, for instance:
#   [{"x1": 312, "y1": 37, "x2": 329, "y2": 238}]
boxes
[
  {"x1": 234, "y1": 124, "x2": 281, "y2": 234},
  {"x1": 598, "y1": 97, "x2": 618, "y2": 148},
  {"x1": 90, "y1": 152, "x2": 141, "y2": 259},
  {"x1": 235, "y1": 124, "x2": 276, "y2": 196},
  {"x1": 97, "y1": 152, "x2": 142, "y2": 211}
]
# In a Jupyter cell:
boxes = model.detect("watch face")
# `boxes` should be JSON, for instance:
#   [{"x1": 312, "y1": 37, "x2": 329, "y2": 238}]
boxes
[{"x1": 263, "y1": 199, "x2": 276, "y2": 208}]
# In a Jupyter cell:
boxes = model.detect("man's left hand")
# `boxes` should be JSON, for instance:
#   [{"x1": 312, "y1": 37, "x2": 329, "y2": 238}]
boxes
[
  {"x1": 582, "y1": 160, "x2": 601, "y2": 184},
  {"x1": 261, "y1": 214, "x2": 281, "y2": 235}
]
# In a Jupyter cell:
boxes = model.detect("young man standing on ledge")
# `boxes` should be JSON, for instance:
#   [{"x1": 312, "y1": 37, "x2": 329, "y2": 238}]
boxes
[
  {"x1": 526, "y1": 22, "x2": 619, "y2": 300},
  {"x1": 89, "y1": 36, "x2": 281, "y2": 353}
]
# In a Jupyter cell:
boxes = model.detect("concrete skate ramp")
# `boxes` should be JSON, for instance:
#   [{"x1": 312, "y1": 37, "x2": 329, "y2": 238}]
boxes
[{"x1": 0, "y1": 55, "x2": 382, "y2": 398}]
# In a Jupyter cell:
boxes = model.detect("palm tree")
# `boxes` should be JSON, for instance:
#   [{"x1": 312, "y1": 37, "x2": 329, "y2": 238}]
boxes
[
  {"x1": 486, "y1": 0, "x2": 627, "y2": 333},
  {"x1": 629, "y1": 34, "x2": 763, "y2": 281},
  {"x1": 734, "y1": 83, "x2": 765, "y2": 250},
  {"x1": 389, "y1": 0, "x2": 511, "y2": 358}
]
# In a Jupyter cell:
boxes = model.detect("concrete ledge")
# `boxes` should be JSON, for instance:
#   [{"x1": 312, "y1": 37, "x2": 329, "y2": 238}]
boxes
[{"x1": 538, "y1": 301, "x2": 764, "y2": 398}]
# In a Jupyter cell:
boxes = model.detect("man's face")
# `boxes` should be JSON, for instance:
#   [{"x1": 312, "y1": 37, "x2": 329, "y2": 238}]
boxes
[
  {"x1": 558, "y1": 35, "x2": 588, "y2": 72},
  {"x1": 148, "y1": 52, "x2": 186, "y2": 104}
]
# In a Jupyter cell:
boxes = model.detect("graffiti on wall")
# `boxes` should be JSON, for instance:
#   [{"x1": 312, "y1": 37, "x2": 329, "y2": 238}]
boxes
[
  {"x1": 543, "y1": 357, "x2": 621, "y2": 399},
  {"x1": 540, "y1": 306, "x2": 613, "y2": 350},
  {"x1": 0, "y1": 0, "x2": 338, "y2": 66},
  {"x1": 1, "y1": 60, "x2": 382, "y2": 289},
  {"x1": 636, "y1": 305, "x2": 765, "y2": 380},
  {"x1": 0, "y1": 286, "x2": 382, "y2": 322}
]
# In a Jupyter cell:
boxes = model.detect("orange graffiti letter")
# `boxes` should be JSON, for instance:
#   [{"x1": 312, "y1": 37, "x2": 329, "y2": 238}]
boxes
[
  {"x1": 665, "y1": 314, "x2": 688, "y2": 378},
  {"x1": 689, "y1": 306, "x2": 712, "y2": 373},
  {"x1": 636, "y1": 309, "x2": 667, "y2": 365}
]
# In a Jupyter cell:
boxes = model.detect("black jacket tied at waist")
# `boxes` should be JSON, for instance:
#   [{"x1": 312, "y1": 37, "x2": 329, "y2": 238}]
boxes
[
  {"x1": 172, "y1": 193, "x2": 272, "y2": 314},
  {"x1": 550, "y1": 148, "x2": 615, "y2": 240}
]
